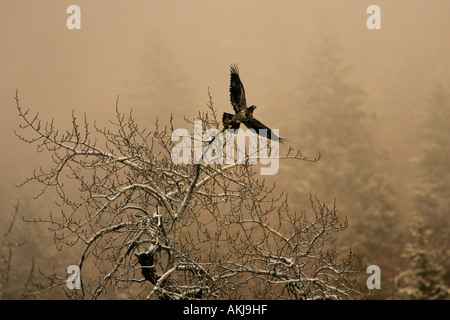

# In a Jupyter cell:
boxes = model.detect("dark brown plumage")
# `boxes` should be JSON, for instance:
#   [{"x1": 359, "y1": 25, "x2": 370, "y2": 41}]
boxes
[{"x1": 223, "y1": 64, "x2": 284, "y2": 143}]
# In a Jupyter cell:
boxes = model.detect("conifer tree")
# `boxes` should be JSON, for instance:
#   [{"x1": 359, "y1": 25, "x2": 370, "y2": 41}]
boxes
[
  {"x1": 410, "y1": 83, "x2": 450, "y2": 241},
  {"x1": 409, "y1": 82, "x2": 450, "y2": 290},
  {"x1": 287, "y1": 29, "x2": 402, "y2": 289},
  {"x1": 396, "y1": 219, "x2": 449, "y2": 300}
]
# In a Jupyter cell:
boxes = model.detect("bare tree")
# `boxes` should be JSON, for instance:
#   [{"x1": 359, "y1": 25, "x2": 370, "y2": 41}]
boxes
[
  {"x1": 14, "y1": 90, "x2": 365, "y2": 300},
  {"x1": 0, "y1": 201, "x2": 34, "y2": 299}
]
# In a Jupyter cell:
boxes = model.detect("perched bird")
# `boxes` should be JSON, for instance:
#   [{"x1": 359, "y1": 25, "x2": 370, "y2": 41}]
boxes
[{"x1": 222, "y1": 64, "x2": 284, "y2": 143}]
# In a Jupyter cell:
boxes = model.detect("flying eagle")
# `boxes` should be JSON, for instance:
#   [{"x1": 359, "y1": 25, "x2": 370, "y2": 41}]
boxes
[{"x1": 222, "y1": 64, "x2": 284, "y2": 143}]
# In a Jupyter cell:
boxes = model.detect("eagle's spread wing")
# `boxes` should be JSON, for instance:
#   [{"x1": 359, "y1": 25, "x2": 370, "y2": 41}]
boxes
[
  {"x1": 230, "y1": 64, "x2": 247, "y2": 113},
  {"x1": 243, "y1": 118, "x2": 284, "y2": 143}
]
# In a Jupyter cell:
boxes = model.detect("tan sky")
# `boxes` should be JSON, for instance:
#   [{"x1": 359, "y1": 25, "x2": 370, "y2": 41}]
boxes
[{"x1": 1, "y1": 0, "x2": 449, "y2": 219}]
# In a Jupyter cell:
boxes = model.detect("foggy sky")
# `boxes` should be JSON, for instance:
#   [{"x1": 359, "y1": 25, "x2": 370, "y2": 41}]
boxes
[{"x1": 1, "y1": 0, "x2": 449, "y2": 221}]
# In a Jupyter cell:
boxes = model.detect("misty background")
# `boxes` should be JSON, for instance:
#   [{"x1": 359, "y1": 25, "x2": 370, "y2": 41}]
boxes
[{"x1": 1, "y1": 1, "x2": 449, "y2": 299}]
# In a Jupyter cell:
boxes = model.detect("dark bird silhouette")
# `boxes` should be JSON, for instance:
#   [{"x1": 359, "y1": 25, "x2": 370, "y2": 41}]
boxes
[
  {"x1": 222, "y1": 64, "x2": 284, "y2": 143},
  {"x1": 135, "y1": 249, "x2": 160, "y2": 285}
]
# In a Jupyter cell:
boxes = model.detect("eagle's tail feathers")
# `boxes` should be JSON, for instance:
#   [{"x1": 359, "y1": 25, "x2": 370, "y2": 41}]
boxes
[{"x1": 222, "y1": 113, "x2": 240, "y2": 130}]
